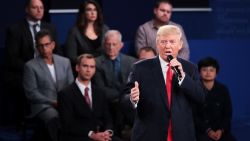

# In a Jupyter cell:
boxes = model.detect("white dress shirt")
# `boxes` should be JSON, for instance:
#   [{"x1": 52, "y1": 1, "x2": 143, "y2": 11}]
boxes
[
  {"x1": 47, "y1": 64, "x2": 56, "y2": 83},
  {"x1": 159, "y1": 56, "x2": 185, "y2": 85}
]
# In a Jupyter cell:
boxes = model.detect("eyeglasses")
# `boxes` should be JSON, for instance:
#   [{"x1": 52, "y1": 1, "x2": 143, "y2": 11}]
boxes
[
  {"x1": 37, "y1": 42, "x2": 52, "y2": 48},
  {"x1": 159, "y1": 40, "x2": 177, "y2": 46}
]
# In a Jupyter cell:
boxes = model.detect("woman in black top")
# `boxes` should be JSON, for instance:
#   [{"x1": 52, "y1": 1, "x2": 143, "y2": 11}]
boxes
[{"x1": 65, "y1": 0, "x2": 109, "y2": 66}]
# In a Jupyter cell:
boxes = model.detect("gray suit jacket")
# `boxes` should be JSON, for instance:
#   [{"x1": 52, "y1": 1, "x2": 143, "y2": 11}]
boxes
[
  {"x1": 23, "y1": 54, "x2": 74, "y2": 117},
  {"x1": 93, "y1": 54, "x2": 136, "y2": 101}
]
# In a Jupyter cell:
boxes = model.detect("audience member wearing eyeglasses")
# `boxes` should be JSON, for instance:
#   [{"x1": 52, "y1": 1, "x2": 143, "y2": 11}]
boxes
[{"x1": 23, "y1": 29, "x2": 74, "y2": 141}]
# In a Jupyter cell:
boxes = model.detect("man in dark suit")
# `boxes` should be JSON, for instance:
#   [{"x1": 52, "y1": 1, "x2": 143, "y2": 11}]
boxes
[
  {"x1": 128, "y1": 25, "x2": 205, "y2": 141},
  {"x1": 4, "y1": 0, "x2": 60, "y2": 125},
  {"x1": 23, "y1": 29, "x2": 74, "y2": 141},
  {"x1": 93, "y1": 30, "x2": 137, "y2": 137},
  {"x1": 58, "y1": 54, "x2": 114, "y2": 141}
]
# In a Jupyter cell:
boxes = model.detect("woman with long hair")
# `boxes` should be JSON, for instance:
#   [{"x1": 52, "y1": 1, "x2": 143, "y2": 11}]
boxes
[{"x1": 65, "y1": 0, "x2": 108, "y2": 66}]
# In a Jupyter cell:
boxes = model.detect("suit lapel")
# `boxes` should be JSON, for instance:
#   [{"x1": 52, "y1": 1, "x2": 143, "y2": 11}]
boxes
[
  {"x1": 91, "y1": 85, "x2": 98, "y2": 112},
  {"x1": 53, "y1": 55, "x2": 61, "y2": 90},
  {"x1": 120, "y1": 54, "x2": 128, "y2": 83},
  {"x1": 73, "y1": 83, "x2": 92, "y2": 113},
  {"x1": 152, "y1": 57, "x2": 169, "y2": 111},
  {"x1": 24, "y1": 20, "x2": 35, "y2": 52},
  {"x1": 101, "y1": 56, "x2": 116, "y2": 81},
  {"x1": 37, "y1": 56, "x2": 57, "y2": 89},
  {"x1": 40, "y1": 22, "x2": 49, "y2": 31}
]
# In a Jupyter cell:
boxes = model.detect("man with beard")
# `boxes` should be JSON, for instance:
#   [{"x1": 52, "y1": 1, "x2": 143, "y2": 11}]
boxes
[{"x1": 135, "y1": 0, "x2": 189, "y2": 60}]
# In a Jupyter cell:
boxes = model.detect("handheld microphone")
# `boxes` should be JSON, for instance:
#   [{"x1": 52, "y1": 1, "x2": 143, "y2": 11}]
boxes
[{"x1": 167, "y1": 55, "x2": 182, "y2": 79}]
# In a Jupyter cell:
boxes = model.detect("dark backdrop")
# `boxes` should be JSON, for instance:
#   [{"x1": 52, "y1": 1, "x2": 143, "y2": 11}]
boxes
[{"x1": 0, "y1": 1, "x2": 250, "y2": 140}]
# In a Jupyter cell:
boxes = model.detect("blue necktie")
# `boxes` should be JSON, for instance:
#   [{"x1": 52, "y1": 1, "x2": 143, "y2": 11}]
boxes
[{"x1": 112, "y1": 59, "x2": 120, "y2": 78}]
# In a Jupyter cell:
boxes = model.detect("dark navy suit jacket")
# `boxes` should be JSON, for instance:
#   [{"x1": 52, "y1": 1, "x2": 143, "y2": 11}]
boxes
[{"x1": 126, "y1": 56, "x2": 205, "y2": 141}]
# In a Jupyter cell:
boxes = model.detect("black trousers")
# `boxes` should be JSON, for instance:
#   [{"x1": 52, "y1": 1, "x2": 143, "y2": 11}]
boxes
[{"x1": 36, "y1": 107, "x2": 60, "y2": 141}]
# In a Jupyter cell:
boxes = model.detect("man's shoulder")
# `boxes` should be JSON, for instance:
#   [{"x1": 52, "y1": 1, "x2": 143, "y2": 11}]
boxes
[
  {"x1": 7, "y1": 20, "x2": 28, "y2": 32},
  {"x1": 179, "y1": 58, "x2": 196, "y2": 68},
  {"x1": 53, "y1": 54, "x2": 71, "y2": 66},
  {"x1": 178, "y1": 58, "x2": 198, "y2": 75},
  {"x1": 138, "y1": 20, "x2": 153, "y2": 29},
  {"x1": 53, "y1": 54, "x2": 69, "y2": 61},
  {"x1": 121, "y1": 54, "x2": 137, "y2": 62},
  {"x1": 59, "y1": 82, "x2": 76, "y2": 97},
  {"x1": 95, "y1": 55, "x2": 109, "y2": 70},
  {"x1": 25, "y1": 57, "x2": 38, "y2": 65},
  {"x1": 92, "y1": 84, "x2": 104, "y2": 94},
  {"x1": 24, "y1": 57, "x2": 42, "y2": 70},
  {"x1": 95, "y1": 55, "x2": 106, "y2": 63},
  {"x1": 169, "y1": 21, "x2": 184, "y2": 29},
  {"x1": 41, "y1": 21, "x2": 55, "y2": 29},
  {"x1": 135, "y1": 57, "x2": 158, "y2": 68},
  {"x1": 65, "y1": 82, "x2": 76, "y2": 91},
  {"x1": 102, "y1": 24, "x2": 109, "y2": 31}
]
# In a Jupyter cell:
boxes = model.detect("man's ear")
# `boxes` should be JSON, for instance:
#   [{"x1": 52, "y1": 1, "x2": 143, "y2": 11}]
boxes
[
  {"x1": 153, "y1": 9, "x2": 157, "y2": 16},
  {"x1": 178, "y1": 40, "x2": 183, "y2": 50},
  {"x1": 120, "y1": 42, "x2": 124, "y2": 49},
  {"x1": 51, "y1": 41, "x2": 56, "y2": 50},
  {"x1": 75, "y1": 65, "x2": 79, "y2": 73}
]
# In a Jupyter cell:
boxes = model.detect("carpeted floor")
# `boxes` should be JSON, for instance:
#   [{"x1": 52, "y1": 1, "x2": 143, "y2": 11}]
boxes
[
  {"x1": 0, "y1": 119, "x2": 250, "y2": 141},
  {"x1": 0, "y1": 126, "x2": 32, "y2": 141}
]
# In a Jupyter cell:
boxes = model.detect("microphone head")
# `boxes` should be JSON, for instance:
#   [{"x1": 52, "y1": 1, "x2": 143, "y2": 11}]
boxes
[{"x1": 167, "y1": 55, "x2": 173, "y2": 62}]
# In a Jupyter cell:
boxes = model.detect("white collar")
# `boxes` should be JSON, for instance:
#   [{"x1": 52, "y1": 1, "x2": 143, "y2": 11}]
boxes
[
  {"x1": 159, "y1": 56, "x2": 169, "y2": 68},
  {"x1": 75, "y1": 78, "x2": 91, "y2": 93},
  {"x1": 27, "y1": 19, "x2": 41, "y2": 26}
]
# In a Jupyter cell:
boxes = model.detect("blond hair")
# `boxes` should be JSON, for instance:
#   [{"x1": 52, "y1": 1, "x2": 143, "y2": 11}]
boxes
[{"x1": 156, "y1": 25, "x2": 182, "y2": 41}]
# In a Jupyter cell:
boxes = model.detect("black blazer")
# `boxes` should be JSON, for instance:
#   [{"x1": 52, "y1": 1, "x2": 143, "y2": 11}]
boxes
[
  {"x1": 125, "y1": 56, "x2": 205, "y2": 141},
  {"x1": 64, "y1": 25, "x2": 109, "y2": 65},
  {"x1": 5, "y1": 19, "x2": 60, "y2": 84},
  {"x1": 195, "y1": 81, "x2": 235, "y2": 141},
  {"x1": 58, "y1": 82, "x2": 113, "y2": 141}
]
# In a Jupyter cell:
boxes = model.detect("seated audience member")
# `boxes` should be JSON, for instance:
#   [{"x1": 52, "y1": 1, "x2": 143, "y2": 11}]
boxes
[
  {"x1": 138, "y1": 46, "x2": 157, "y2": 60},
  {"x1": 93, "y1": 30, "x2": 137, "y2": 137},
  {"x1": 4, "y1": 0, "x2": 60, "y2": 125},
  {"x1": 196, "y1": 57, "x2": 236, "y2": 141},
  {"x1": 65, "y1": 0, "x2": 109, "y2": 67},
  {"x1": 135, "y1": 0, "x2": 189, "y2": 60},
  {"x1": 58, "y1": 54, "x2": 121, "y2": 141},
  {"x1": 23, "y1": 30, "x2": 74, "y2": 141}
]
